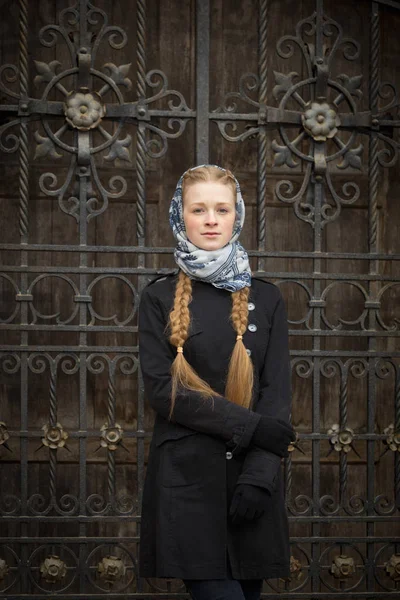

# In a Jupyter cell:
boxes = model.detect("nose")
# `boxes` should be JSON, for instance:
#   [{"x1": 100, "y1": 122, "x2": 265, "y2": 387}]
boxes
[{"x1": 205, "y1": 211, "x2": 218, "y2": 226}]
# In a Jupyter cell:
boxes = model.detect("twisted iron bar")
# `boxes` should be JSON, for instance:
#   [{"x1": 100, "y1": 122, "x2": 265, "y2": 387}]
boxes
[
  {"x1": 107, "y1": 365, "x2": 116, "y2": 426},
  {"x1": 369, "y1": 5, "x2": 380, "y2": 251},
  {"x1": 257, "y1": 0, "x2": 268, "y2": 253},
  {"x1": 395, "y1": 365, "x2": 400, "y2": 508},
  {"x1": 108, "y1": 450, "x2": 116, "y2": 500},
  {"x1": 107, "y1": 364, "x2": 116, "y2": 501},
  {"x1": 49, "y1": 364, "x2": 57, "y2": 427},
  {"x1": 18, "y1": 0, "x2": 29, "y2": 240},
  {"x1": 136, "y1": 124, "x2": 146, "y2": 241},
  {"x1": 136, "y1": 0, "x2": 147, "y2": 242},
  {"x1": 49, "y1": 448, "x2": 57, "y2": 501},
  {"x1": 136, "y1": 0, "x2": 147, "y2": 99},
  {"x1": 49, "y1": 363, "x2": 58, "y2": 505},
  {"x1": 339, "y1": 366, "x2": 348, "y2": 504}
]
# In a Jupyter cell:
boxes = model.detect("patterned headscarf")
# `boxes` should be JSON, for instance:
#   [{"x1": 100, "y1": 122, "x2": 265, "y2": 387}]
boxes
[{"x1": 169, "y1": 164, "x2": 251, "y2": 292}]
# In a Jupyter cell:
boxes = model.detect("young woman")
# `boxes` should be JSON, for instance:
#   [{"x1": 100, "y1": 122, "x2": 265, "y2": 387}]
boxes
[{"x1": 138, "y1": 165, "x2": 295, "y2": 600}]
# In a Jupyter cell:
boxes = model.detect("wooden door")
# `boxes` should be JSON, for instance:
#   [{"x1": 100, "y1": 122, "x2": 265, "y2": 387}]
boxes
[{"x1": 0, "y1": 0, "x2": 399, "y2": 597}]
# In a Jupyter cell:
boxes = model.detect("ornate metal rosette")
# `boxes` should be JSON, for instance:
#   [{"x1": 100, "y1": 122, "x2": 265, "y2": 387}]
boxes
[
  {"x1": 100, "y1": 423, "x2": 124, "y2": 451},
  {"x1": 27, "y1": 545, "x2": 77, "y2": 592},
  {"x1": 319, "y1": 545, "x2": 365, "y2": 591},
  {"x1": 0, "y1": 422, "x2": 10, "y2": 447},
  {"x1": 327, "y1": 424, "x2": 355, "y2": 453},
  {"x1": 86, "y1": 545, "x2": 136, "y2": 592},
  {"x1": 383, "y1": 424, "x2": 400, "y2": 452},
  {"x1": 212, "y1": 8, "x2": 400, "y2": 230},
  {"x1": 41, "y1": 422, "x2": 69, "y2": 449},
  {"x1": 64, "y1": 88, "x2": 105, "y2": 130}
]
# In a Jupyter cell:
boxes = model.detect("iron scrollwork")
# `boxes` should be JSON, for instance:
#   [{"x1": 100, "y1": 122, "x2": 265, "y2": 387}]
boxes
[
  {"x1": 0, "y1": 0, "x2": 194, "y2": 226},
  {"x1": 212, "y1": 7, "x2": 400, "y2": 229}
]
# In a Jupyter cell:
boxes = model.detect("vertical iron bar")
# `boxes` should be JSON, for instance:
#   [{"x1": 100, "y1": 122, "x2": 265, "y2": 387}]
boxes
[
  {"x1": 395, "y1": 366, "x2": 400, "y2": 509},
  {"x1": 78, "y1": 161, "x2": 89, "y2": 593},
  {"x1": 257, "y1": 0, "x2": 268, "y2": 271},
  {"x1": 339, "y1": 364, "x2": 348, "y2": 505},
  {"x1": 136, "y1": 0, "x2": 147, "y2": 592},
  {"x1": 18, "y1": 0, "x2": 29, "y2": 593},
  {"x1": 368, "y1": 2, "x2": 380, "y2": 591},
  {"x1": 196, "y1": 0, "x2": 210, "y2": 164},
  {"x1": 312, "y1": 1, "x2": 324, "y2": 589},
  {"x1": 49, "y1": 362, "x2": 57, "y2": 503},
  {"x1": 107, "y1": 363, "x2": 116, "y2": 501},
  {"x1": 312, "y1": 179, "x2": 322, "y2": 595}
]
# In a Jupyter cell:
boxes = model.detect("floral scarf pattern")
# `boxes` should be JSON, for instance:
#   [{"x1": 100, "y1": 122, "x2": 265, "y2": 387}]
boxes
[{"x1": 169, "y1": 164, "x2": 251, "y2": 292}]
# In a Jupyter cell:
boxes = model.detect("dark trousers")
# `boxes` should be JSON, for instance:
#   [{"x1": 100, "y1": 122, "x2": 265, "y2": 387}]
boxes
[
  {"x1": 183, "y1": 556, "x2": 263, "y2": 600},
  {"x1": 183, "y1": 577, "x2": 263, "y2": 600}
]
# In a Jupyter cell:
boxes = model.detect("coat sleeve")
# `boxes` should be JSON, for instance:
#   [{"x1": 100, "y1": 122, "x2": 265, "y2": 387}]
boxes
[
  {"x1": 237, "y1": 289, "x2": 292, "y2": 493},
  {"x1": 138, "y1": 284, "x2": 261, "y2": 450}
]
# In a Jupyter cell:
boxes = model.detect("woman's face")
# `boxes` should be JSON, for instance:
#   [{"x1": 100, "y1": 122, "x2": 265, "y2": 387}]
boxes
[{"x1": 183, "y1": 181, "x2": 236, "y2": 250}]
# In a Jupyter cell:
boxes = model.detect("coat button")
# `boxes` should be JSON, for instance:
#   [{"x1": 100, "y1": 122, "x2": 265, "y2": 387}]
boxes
[
  {"x1": 226, "y1": 451, "x2": 233, "y2": 460},
  {"x1": 248, "y1": 302, "x2": 255, "y2": 311},
  {"x1": 246, "y1": 348, "x2": 252, "y2": 357},
  {"x1": 248, "y1": 324, "x2": 257, "y2": 332}
]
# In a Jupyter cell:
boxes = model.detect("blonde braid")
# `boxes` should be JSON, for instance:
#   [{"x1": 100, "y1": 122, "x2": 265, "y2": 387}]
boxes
[
  {"x1": 169, "y1": 270, "x2": 192, "y2": 349},
  {"x1": 168, "y1": 271, "x2": 218, "y2": 418},
  {"x1": 225, "y1": 287, "x2": 254, "y2": 408}
]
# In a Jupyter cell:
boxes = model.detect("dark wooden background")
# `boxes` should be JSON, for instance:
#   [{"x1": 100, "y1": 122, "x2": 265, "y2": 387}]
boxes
[{"x1": 0, "y1": 0, "x2": 399, "y2": 597}]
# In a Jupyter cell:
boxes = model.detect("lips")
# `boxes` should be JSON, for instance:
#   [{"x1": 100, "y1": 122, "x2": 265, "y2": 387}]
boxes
[{"x1": 202, "y1": 233, "x2": 220, "y2": 236}]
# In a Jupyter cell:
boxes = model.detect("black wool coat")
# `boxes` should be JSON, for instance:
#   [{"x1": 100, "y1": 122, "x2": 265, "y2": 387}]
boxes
[{"x1": 138, "y1": 272, "x2": 292, "y2": 581}]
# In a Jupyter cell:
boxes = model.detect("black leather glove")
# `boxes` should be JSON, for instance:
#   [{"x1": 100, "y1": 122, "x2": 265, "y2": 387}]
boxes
[
  {"x1": 229, "y1": 483, "x2": 271, "y2": 524},
  {"x1": 251, "y1": 415, "x2": 295, "y2": 458}
]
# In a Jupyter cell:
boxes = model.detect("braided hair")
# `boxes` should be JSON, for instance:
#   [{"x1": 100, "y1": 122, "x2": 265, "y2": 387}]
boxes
[{"x1": 168, "y1": 167, "x2": 253, "y2": 418}]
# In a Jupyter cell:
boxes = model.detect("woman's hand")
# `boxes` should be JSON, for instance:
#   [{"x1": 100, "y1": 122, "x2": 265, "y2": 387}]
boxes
[
  {"x1": 229, "y1": 483, "x2": 271, "y2": 524},
  {"x1": 251, "y1": 415, "x2": 295, "y2": 458}
]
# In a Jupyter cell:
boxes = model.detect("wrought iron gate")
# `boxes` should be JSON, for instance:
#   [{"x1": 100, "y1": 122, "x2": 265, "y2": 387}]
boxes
[{"x1": 0, "y1": 0, "x2": 399, "y2": 597}]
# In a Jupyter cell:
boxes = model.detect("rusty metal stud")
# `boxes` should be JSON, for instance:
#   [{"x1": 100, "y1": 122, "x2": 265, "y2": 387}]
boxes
[
  {"x1": 289, "y1": 555, "x2": 303, "y2": 581},
  {"x1": 0, "y1": 558, "x2": 9, "y2": 581},
  {"x1": 302, "y1": 101, "x2": 341, "y2": 141},
  {"x1": 64, "y1": 88, "x2": 106, "y2": 131},
  {"x1": 41, "y1": 423, "x2": 68, "y2": 449},
  {"x1": 385, "y1": 554, "x2": 400, "y2": 581},
  {"x1": 39, "y1": 555, "x2": 67, "y2": 583},
  {"x1": 328, "y1": 424, "x2": 354, "y2": 453},
  {"x1": 331, "y1": 555, "x2": 355, "y2": 579},
  {"x1": 100, "y1": 423, "x2": 124, "y2": 451},
  {"x1": 97, "y1": 556, "x2": 126, "y2": 584},
  {"x1": 0, "y1": 422, "x2": 10, "y2": 446},
  {"x1": 383, "y1": 424, "x2": 400, "y2": 452},
  {"x1": 288, "y1": 431, "x2": 299, "y2": 453}
]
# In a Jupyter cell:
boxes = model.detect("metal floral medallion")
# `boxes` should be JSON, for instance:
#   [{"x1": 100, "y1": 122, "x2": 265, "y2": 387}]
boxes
[
  {"x1": 0, "y1": 558, "x2": 9, "y2": 581},
  {"x1": 39, "y1": 555, "x2": 67, "y2": 583},
  {"x1": 383, "y1": 424, "x2": 400, "y2": 452},
  {"x1": 97, "y1": 556, "x2": 126, "y2": 584},
  {"x1": 100, "y1": 423, "x2": 124, "y2": 451},
  {"x1": 327, "y1": 424, "x2": 355, "y2": 454},
  {"x1": 41, "y1": 422, "x2": 69, "y2": 449},
  {"x1": 64, "y1": 88, "x2": 105, "y2": 130},
  {"x1": 302, "y1": 102, "x2": 341, "y2": 141},
  {"x1": 385, "y1": 554, "x2": 400, "y2": 581},
  {"x1": 330, "y1": 555, "x2": 356, "y2": 580}
]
